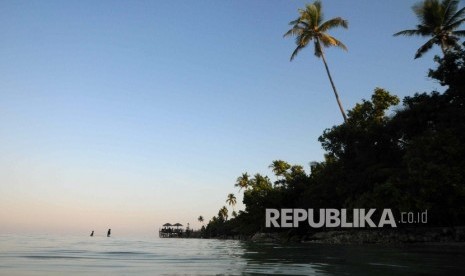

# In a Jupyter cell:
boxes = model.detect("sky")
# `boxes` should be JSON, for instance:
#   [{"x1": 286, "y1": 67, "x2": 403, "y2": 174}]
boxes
[{"x1": 0, "y1": 0, "x2": 449, "y2": 237}]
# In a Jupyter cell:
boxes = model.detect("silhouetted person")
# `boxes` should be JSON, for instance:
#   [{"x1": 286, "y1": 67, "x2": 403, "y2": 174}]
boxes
[
  {"x1": 107, "y1": 229, "x2": 111, "y2": 237},
  {"x1": 90, "y1": 230, "x2": 94, "y2": 237}
]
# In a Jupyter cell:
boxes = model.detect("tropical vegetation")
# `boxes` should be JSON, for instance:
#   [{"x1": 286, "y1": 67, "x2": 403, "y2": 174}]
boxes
[{"x1": 204, "y1": 0, "x2": 465, "y2": 239}]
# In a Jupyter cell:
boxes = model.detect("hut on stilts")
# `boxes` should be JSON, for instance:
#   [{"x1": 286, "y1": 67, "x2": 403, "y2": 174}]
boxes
[{"x1": 159, "y1": 223, "x2": 187, "y2": 238}]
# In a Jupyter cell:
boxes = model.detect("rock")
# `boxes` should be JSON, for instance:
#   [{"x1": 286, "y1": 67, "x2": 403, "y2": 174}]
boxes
[
  {"x1": 250, "y1": 232, "x2": 280, "y2": 242},
  {"x1": 250, "y1": 226, "x2": 465, "y2": 244}
]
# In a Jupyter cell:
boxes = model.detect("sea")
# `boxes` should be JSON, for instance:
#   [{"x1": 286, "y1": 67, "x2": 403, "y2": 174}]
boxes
[{"x1": 1, "y1": 234, "x2": 465, "y2": 275}]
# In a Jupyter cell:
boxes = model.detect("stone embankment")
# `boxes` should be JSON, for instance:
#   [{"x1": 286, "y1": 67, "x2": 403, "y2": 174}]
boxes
[{"x1": 249, "y1": 227, "x2": 465, "y2": 244}]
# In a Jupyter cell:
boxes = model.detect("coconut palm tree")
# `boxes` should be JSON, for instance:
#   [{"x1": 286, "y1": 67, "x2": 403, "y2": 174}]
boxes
[
  {"x1": 250, "y1": 173, "x2": 272, "y2": 191},
  {"x1": 226, "y1": 193, "x2": 237, "y2": 211},
  {"x1": 218, "y1": 206, "x2": 228, "y2": 221},
  {"x1": 284, "y1": 0, "x2": 349, "y2": 122},
  {"x1": 269, "y1": 160, "x2": 291, "y2": 187},
  {"x1": 234, "y1": 172, "x2": 250, "y2": 191},
  {"x1": 394, "y1": 0, "x2": 465, "y2": 59},
  {"x1": 269, "y1": 160, "x2": 291, "y2": 177}
]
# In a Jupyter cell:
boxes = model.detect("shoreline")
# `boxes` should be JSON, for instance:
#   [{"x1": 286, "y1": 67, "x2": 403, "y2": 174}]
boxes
[
  {"x1": 254, "y1": 226, "x2": 465, "y2": 244},
  {"x1": 193, "y1": 226, "x2": 465, "y2": 245}
]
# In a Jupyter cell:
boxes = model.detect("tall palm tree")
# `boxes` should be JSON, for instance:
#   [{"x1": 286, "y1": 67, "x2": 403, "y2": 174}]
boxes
[
  {"x1": 235, "y1": 172, "x2": 250, "y2": 191},
  {"x1": 269, "y1": 160, "x2": 291, "y2": 177},
  {"x1": 394, "y1": 0, "x2": 465, "y2": 59},
  {"x1": 226, "y1": 193, "x2": 237, "y2": 211},
  {"x1": 218, "y1": 206, "x2": 228, "y2": 221},
  {"x1": 198, "y1": 215, "x2": 204, "y2": 226},
  {"x1": 284, "y1": 0, "x2": 349, "y2": 122}
]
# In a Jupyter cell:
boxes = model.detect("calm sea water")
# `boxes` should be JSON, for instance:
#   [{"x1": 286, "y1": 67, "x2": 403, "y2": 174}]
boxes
[{"x1": 1, "y1": 234, "x2": 465, "y2": 275}]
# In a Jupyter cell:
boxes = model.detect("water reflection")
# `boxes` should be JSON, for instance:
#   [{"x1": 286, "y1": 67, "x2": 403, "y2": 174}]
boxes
[{"x1": 239, "y1": 242, "x2": 465, "y2": 275}]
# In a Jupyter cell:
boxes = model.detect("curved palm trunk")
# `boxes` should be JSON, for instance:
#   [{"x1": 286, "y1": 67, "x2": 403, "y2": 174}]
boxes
[{"x1": 320, "y1": 51, "x2": 348, "y2": 122}]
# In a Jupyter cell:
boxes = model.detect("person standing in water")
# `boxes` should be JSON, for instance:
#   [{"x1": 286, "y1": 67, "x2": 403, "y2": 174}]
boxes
[
  {"x1": 107, "y1": 229, "x2": 111, "y2": 237},
  {"x1": 90, "y1": 230, "x2": 94, "y2": 237}
]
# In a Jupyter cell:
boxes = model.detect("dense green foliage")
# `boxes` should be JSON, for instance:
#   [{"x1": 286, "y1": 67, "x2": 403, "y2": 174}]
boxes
[{"x1": 205, "y1": 45, "x2": 465, "y2": 238}]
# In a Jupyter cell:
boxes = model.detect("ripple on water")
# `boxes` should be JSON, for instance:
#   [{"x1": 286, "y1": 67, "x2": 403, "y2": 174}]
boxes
[{"x1": 1, "y1": 235, "x2": 465, "y2": 275}]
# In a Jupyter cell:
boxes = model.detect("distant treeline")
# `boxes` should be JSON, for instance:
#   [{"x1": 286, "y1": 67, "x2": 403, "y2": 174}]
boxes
[{"x1": 204, "y1": 44, "x2": 465, "y2": 238}]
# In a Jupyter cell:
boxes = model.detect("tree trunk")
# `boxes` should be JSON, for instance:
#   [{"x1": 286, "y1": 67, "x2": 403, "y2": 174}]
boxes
[
  {"x1": 440, "y1": 39, "x2": 448, "y2": 56},
  {"x1": 320, "y1": 50, "x2": 348, "y2": 122}
]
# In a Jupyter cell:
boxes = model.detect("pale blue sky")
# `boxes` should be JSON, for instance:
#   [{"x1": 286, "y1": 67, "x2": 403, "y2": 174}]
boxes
[{"x1": 0, "y1": 0, "x2": 446, "y2": 236}]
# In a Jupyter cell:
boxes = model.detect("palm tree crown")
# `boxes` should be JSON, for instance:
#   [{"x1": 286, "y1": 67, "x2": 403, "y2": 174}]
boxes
[
  {"x1": 226, "y1": 193, "x2": 237, "y2": 210},
  {"x1": 269, "y1": 160, "x2": 291, "y2": 177},
  {"x1": 218, "y1": 206, "x2": 228, "y2": 221},
  {"x1": 284, "y1": 1, "x2": 348, "y2": 60},
  {"x1": 235, "y1": 173, "x2": 250, "y2": 191},
  {"x1": 284, "y1": 0, "x2": 349, "y2": 122},
  {"x1": 394, "y1": 0, "x2": 465, "y2": 59}
]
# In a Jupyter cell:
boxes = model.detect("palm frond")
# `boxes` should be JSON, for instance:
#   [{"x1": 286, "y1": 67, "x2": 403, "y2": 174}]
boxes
[
  {"x1": 452, "y1": 29, "x2": 465, "y2": 36},
  {"x1": 416, "y1": 24, "x2": 433, "y2": 36},
  {"x1": 290, "y1": 45, "x2": 304, "y2": 61},
  {"x1": 319, "y1": 35, "x2": 333, "y2": 47},
  {"x1": 320, "y1": 34, "x2": 348, "y2": 51},
  {"x1": 415, "y1": 37, "x2": 436, "y2": 59},
  {"x1": 298, "y1": 31, "x2": 312, "y2": 46},
  {"x1": 334, "y1": 39, "x2": 348, "y2": 51},
  {"x1": 304, "y1": 4, "x2": 318, "y2": 28},
  {"x1": 414, "y1": 0, "x2": 443, "y2": 29},
  {"x1": 442, "y1": 0, "x2": 459, "y2": 24},
  {"x1": 447, "y1": 17, "x2": 465, "y2": 30},
  {"x1": 444, "y1": 6, "x2": 465, "y2": 27},
  {"x1": 319, "y1": 17, "x2": 348, "y2": 32},
  {"x1": 283, "y1": 26, "x2": 302, "y2": 38},
  {"x1": 413, "y1": 1, "x2": 428, "y2": 24},
  {"x1": 313, "y1": 0, "x2": 322, "y2": 14},
  {"x1": 288, "y1": 17, "x2": 301, "y2": 26},
  {"x1": 314, "y1": 0, "x2": 323, "y2": 26},
  {"x1": 393, "y1": 29, "x2": 423, "y2": 36}
]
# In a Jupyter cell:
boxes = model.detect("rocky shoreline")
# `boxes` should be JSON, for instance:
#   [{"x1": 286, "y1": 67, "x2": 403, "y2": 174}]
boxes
[{"x1": 248, "y1": 226, "x2": 465, "y2": 244}]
